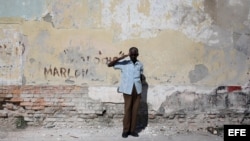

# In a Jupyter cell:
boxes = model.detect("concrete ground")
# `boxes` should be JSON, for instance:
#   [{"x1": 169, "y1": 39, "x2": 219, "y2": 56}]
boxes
[{"x1": 0, "y1": 122, "x2": 223, "y2": 141}]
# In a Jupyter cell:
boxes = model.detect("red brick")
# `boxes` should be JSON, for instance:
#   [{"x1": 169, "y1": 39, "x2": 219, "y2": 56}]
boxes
[
  {"x1": 4, "y1": 103, "x2": 14, "y2": 110},
  {"x1": 9, "y1": 97, "x2": 23, "y2": 102},
  {"x1": 58, "y1": 98, "x2": 65, "y2": 102},
  {"x1": 227, "y1": 86, "x2": 242, "y2": 92},
  {"x1": 35, "y1": 98, "x2": 45, "y2": 103},
  {"x1": 11, "y1": 88, "x2": 21, "y2": 95},
  {"x1": 0, "y1": 110, "x2": 7, "y2": 117}
]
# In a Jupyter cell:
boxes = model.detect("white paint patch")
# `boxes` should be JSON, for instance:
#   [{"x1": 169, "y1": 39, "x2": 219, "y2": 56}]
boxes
[
  {"x1": 88, "y1": 86, "x2": 124, "y2": 103},
  {"x1": 0, "y1": 29, "x2": 24, "y2": 85},
  {"x1": 101, "y1": 0, "x2": 214, "y2": 43},
  {"x1": 243, "y1": 10, "x2": 250, "y2": 29},
  {"x1": 89, "y1": 85, "x2": 213, "y2": 111},
  {"x1": 148, "y1": 85, "x2": 213, "y2": 111},
  {"x1": 229, "y1": 0, "x2": 243, "y2": 6}
]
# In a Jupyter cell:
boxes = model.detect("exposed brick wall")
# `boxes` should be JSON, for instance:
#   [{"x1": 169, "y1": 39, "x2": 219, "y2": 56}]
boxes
[
  {"x1": 1, "y1": 85, "x2": 87, "y2": 110},
  {"x1": 0, "y1": 85, "x2": 105, "y2": 126},
  {"x1": 0, "y1": 85, "x2": 250, "y2": 134}
]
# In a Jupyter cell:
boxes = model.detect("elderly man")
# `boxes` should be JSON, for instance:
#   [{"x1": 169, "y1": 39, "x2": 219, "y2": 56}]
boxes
[{"x1": 107, "y1": 47, "x2": 144, "y2": 138}]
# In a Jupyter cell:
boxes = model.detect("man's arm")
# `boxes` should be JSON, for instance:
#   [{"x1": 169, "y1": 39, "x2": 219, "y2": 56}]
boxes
[{"x1": 107, "y1": 54, "x2": 128, "y2": 67}]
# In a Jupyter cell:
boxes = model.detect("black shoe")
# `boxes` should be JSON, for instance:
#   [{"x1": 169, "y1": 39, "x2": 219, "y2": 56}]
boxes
[
  {"x1": 130, "y1": 132, "x2": 139, "y2": 137},
  {"x1": 122, "y1": 132, "x2": 129, "y2": 138}
]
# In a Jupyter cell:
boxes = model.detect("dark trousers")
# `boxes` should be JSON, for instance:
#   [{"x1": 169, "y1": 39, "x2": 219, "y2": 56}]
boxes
[{"x1": 123, "y1": 85, "x2": 141, "y2": 133}]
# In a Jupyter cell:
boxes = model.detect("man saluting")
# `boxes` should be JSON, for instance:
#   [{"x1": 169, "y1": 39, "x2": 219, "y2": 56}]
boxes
[{"x1": 107, "y1": 47, "x2": 144, "y2": 138}]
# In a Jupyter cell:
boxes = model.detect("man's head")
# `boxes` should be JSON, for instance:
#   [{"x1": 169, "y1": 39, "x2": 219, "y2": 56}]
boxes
[{"x1": 129, "y1": 47, "x2": 139, "y2": 63}]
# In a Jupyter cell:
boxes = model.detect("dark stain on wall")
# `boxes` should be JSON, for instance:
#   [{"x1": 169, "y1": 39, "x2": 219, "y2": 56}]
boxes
[
  {"x1": 43, "y1": 13, "x2": 54, "y2": 27},
  {"x1": 235, "y1": 34, "x2": 250, "y2": 56},
  {"x1": 212, "y1": 0, "x2": 250, "y2": 31},
  {"x1": 189, "y1": 64, "x2": 209, "y2": 83},
  {"x1": 204, "y1": 0, "x2": 217, "y2": 22}
]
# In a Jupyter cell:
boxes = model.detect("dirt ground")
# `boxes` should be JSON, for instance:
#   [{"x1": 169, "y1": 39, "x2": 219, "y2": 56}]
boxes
[{"x1": 0, "y1": 121, "x2": 223, "y2": 141}]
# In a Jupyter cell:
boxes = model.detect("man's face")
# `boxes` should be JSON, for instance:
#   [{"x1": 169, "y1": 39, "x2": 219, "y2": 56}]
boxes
[{"x1": 129, "y1": 49, "x2": 138, "y2": 62}]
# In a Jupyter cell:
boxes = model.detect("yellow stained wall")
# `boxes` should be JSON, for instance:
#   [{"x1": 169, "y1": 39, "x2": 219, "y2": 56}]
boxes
[{"x1": 0, "y1": 0, "x2": 249, "y2": 87}]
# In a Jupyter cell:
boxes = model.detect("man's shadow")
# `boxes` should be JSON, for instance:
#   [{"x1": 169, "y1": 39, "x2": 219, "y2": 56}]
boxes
[{"x1": 136, "y1": 74, "x2": 148, "y2": 133}]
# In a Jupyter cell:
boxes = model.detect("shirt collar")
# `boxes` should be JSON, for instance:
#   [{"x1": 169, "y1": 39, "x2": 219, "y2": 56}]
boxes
[{"x1": 129, "y1": 60, "x2": 139, "y2": 65}]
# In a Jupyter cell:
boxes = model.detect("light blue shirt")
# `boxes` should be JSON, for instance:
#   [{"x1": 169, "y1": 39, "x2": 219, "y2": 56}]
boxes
[{"x1": 114, "y1": 59, "x2": 143, "y2": 95}]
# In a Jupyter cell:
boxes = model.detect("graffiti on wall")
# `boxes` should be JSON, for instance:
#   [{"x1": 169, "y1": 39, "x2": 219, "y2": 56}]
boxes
[
  {"x1": 61, "y1": 48, "x2": 125, "y2": 65},
  {"x1": 44, "y1": 66, "x2": 88, "y2": 78},
  {"x1": 44, "y1": 49, "x2": 125, "y2": 80}
]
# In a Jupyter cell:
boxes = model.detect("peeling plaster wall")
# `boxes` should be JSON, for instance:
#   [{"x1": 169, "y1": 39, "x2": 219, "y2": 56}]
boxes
[
  {"x1": 0, "y1": 0, "x2": 46, "y2": 20},
  {"x1": 0, "y1": 0, "x2": 250, "y2": 114},
  {"x1": 1, "y1": 0, "x2": 249, "y2": 87}
]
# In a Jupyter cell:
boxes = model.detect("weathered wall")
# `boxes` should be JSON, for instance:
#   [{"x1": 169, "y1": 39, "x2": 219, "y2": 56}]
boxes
[
  {"x1": 0, "y1": 0, "x2": 250, "y2": 130},
  {"x1": 1, "y1": 0, "x2": 249, "y2": 86},
  {"x1": 0, "y1": 85, "x2": 250, "y2": 133}
]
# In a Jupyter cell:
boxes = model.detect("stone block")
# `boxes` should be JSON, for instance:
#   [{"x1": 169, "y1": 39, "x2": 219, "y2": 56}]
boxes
[
  {"x1": 32, "y1": 106, "x2": 45, "y2": 110},
  {"x1": 79, "y1": 114, "x2": 97, "y2": 119},
  {"x1": 24, "y1": 106, "x2": 32, "y2": 110},
  {"x1": 77, "y1": 109, "x2": 96, "y2": 114},
  {"x1": 71, "y1": 98, "x2": 86, "y2": 103},
  {"x1": 168, "y1": 114, "x2": 175, "y2": 119},
  {"x1": 41, "y1": 102, "x2": 54, "y2": 106},
  {"x1": 113, "y1": 114, "x2": 123, "y2": 118},
  {"x1": 208, "y1": 114, "x2": 217, "y2": 119},
  {"x1": 0, "y1": 97, "x2": 4, "y2": 101},
  {"x1": 20, "y1": 94, "x2": 34, "y2": 98},
  {"x1": 20, "y1": 102, "x2": 33, "y2": 106},
  {"x1": 178, "y1": 118, "x2": 186, "y2": 123},
  {"x1": 64, "y1": 117, "x2": 78, "y2": 122},
  {"x1": 72, "y1": 93, "x2": 84, "y2": 98},
  {"x1": 61, "y1": 106, "x2": 75, "y2": 111},
  {"x1": 24, "y1": 116, "x2": 34, "y2": 122},
  {"x1": 77, "y1": 118, "x2": 84, "y2": 122},
  {"x1": 54, "y1": 114, "x2": 67, "y2": 118},
  {"x1": 49, "y1": 98, "x2": 60, "y2": 102},
  {"x1": 148, "y1": 114, "x2": 156, "y2": 119},
  {"x1": 44, "y1": 107, "x2": 56, "y2": 114},
  {"x1": 5, "y1": 93, "x2": 13, "y2": 98},
  {"x1": 0, "y1": 110, "x2": 7, "y2": 117},
  {"x1": 33, "y1": 94, "x2": 43, "y2": 98},
  {"x1": 60, "y1": 94, "x2": 75, "y2": 98},
  {"x1": 44, "y1": 118, "x2": 57, "y2": 122},
  {"x1": 22, "y1": 98, "x2": 31, "y2": 102},
  {"x1": 43, "y1": 93, "x2": 55, "y2": 98},
  {"x1": 4, "y1": 103, "x2": 14, "y2": 110},
  {"x1": 60, "y1": 102, "x2": 75, "y2": 107}
]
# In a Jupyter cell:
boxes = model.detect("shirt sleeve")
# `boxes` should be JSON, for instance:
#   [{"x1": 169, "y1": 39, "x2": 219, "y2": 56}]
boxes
[
  {"x1": 140, "y1": 63, "x2": 144, "y2": 74},
  {"x1": 113, "y1": 60, "x2": 129, "y2": 70}
]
